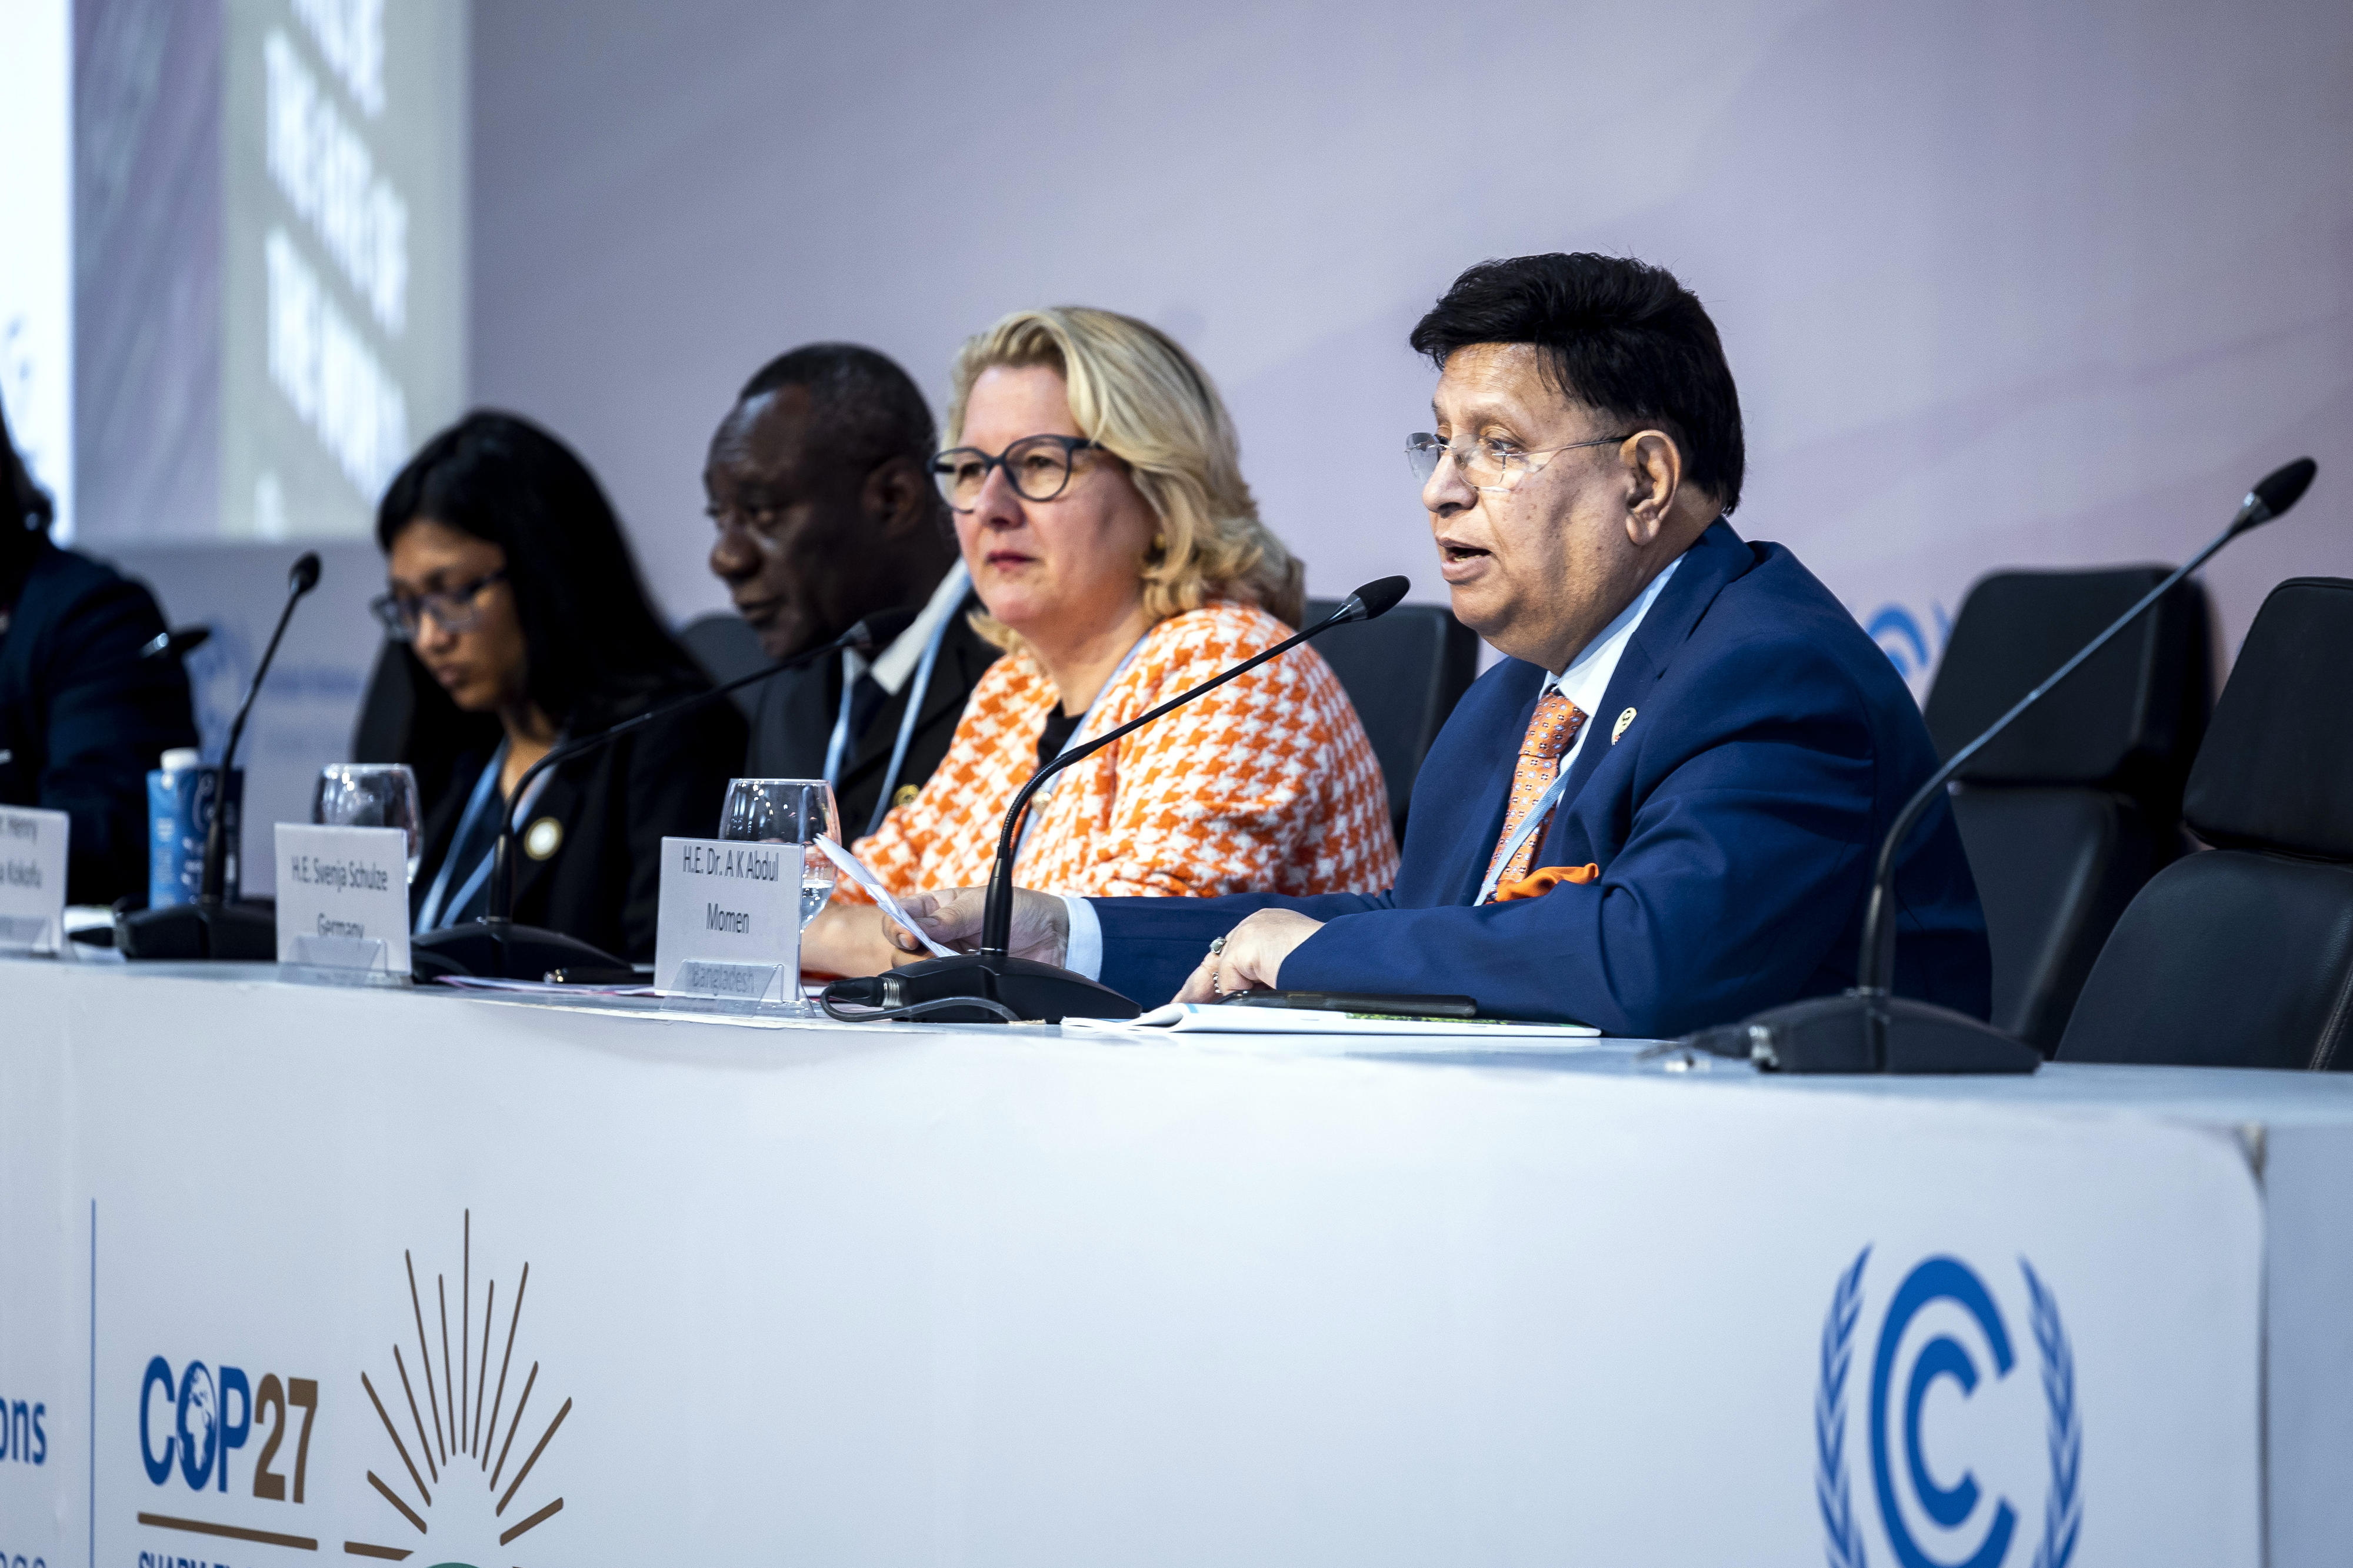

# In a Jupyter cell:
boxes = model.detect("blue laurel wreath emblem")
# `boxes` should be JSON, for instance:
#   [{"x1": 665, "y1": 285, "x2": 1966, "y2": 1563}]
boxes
[
  {"x1": 2022, "y1": 1262, "x2": 2083, "y2": 1568},
  {"x1": 1816, "y1": 1247, "x2": 1872, "y2": 1568},
  {"x1": 1814, "y1": 1249, "x2": 2081, "y2": 1568}
]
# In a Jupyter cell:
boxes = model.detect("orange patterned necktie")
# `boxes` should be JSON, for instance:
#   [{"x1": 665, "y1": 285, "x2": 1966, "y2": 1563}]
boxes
[{"x1": 1484, "y1": 689, "x2": 1588, "y2": 892}]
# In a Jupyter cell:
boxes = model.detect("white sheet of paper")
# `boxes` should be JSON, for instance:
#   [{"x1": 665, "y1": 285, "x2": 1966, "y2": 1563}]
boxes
[
  {"x1": 1061, "y1": 1003, "x2": 1602, "y2": 1037},
  {"x1": 811, "y1": 834, "x2": 955, "y2": 958},
  {"x1": 275, "y1": 823, "x2": 412, "y2": 972},
  {"x1": 0, "y1": 805, "x2": 69, "y2": 952},
  {"x1": 654, "y1": 837, "x2": 804, "y2": 1000}
]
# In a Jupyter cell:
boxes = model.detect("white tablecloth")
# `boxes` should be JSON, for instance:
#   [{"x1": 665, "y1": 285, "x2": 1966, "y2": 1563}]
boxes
[{"x1": 4, "y1": 958, "x2": 2349, "y2": 1565}]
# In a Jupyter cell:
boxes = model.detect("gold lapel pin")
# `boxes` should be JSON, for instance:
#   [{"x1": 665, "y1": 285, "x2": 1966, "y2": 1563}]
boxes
[{"x1": 1611, "y1": 707, "x2": 1637, "y2": 745}]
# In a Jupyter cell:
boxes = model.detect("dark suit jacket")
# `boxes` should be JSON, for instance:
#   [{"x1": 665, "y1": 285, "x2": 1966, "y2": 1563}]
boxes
[
  {"x1": 411, "y1": 674, "x2": 748, "y2": 963},
  {"x1": 0, "y1": 542, "x2": 199, "y2": 903},
  {"x1": 745, "y1": 598, "x2": 998, "y2": 837},
  {"x1": 1091, "y1": 521, "x2": 1992, "y2": 1035}
]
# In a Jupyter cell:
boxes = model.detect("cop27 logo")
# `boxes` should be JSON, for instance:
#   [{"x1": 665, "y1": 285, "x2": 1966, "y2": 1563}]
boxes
[
  {"x1": 1817, "y1": 1249, "x2": 2082, "y2": 1568},
  {"x1": 138, "y1": 1358, "x2": 316, "y2": 1499}
]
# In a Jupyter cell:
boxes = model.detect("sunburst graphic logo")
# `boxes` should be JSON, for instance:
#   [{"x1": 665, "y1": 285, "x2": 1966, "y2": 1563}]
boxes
[{"x1": 345, "y1": 1212, "x2": 572, "y2": 1563}]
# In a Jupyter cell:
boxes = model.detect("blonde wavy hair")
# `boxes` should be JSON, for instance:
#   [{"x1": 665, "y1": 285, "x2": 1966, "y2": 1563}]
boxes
[{"x1": 946, "y1": 307, "x2": 1306, "y2": 653}]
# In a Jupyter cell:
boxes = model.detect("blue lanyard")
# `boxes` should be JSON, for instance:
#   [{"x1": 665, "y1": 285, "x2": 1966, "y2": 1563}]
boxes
[
  {"x1": 1011, "y1": 628, "x2": 1154, "y2": 870},
  {"x1": 415, "y1": 740, "x2": 506, "y2": 932},
  {"x1": 1475, "y1": 763, "x2": 1577, "y2": 906},
  {"x1": 862, "y1": 571, "x2": 966, "y2": 837},
  {"x1": 414, "y1": 740, "x2": 556, "y2": 931},
  {"x1": 826, "y1": 565, "x2": 971, "y2": 829},
  {"x1": 822, "y1": 667, "x2": 859, "y2": 788}
]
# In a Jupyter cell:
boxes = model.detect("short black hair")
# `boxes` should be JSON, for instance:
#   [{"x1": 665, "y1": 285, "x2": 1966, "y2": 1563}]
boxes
[
  {"x1": 738, "y1": 342, "x2": 938, "y2": 483},
  {"x1": 375, "y1": 410, "x2": 698, "y2": 728},
  {"x1": 1408, "y1": 253, "x2": 1745, "y2": 513}
]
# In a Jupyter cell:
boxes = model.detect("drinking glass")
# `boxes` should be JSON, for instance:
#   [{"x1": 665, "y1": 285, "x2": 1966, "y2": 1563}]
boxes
[
  {"x1": 718, "y1": 778, "x2": 840, "y2": 929},
  {"x1": 312, "y1": 763, "x2": 424, "y2": 883}
]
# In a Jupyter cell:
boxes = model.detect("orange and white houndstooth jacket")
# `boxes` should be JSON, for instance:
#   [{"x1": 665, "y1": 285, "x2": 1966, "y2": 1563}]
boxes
[{"x1": 840, "y1": 599, "x2": 1398, "y2": 902}]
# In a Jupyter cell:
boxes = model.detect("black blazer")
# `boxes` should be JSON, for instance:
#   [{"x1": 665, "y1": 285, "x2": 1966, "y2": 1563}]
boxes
[
  {"x1": 0, "y1": 541, "x2": 199, "y2": 903},
  {"x1": 745, "y1": 598, "x2": 998, "y2": 838},
  {"x1": 410, "y1": 673, "x2": 748, "y2": 963}
]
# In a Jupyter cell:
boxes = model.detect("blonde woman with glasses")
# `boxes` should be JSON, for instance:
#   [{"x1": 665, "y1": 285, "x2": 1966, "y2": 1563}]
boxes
[{"x1": 800, "y1": 306, "x2": 1395, "y2": 978}]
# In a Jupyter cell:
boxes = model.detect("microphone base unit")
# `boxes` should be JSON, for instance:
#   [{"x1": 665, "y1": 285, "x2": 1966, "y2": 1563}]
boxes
[
  {"x1": 410, "y1": 918, "x2": 628, "y2": 982},
  {"x1": 830, "y1": 952, "x2": 1142, "y2": 1024},
  {"x1": 1682, "y1": 990, "x2": 2041, "y2": 1075},
  {"x1": 116, "y1": 898, "x2": 278, "y2": 962}
]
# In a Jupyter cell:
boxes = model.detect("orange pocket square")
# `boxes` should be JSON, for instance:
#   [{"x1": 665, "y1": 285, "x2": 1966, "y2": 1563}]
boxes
[{"x1": 1493, "y1": 863, "x2": 1601, "y2": 901}]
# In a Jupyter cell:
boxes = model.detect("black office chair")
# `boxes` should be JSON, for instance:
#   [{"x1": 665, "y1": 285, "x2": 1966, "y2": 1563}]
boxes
[
  {"x1": 2056, "y1": 578, "x2": 2353, "y2": 1070},
  {"x1": 1305, "y1": 598, "x2": 1480, "y2": 845},
  {"x1": 1922, "y1": 568, "x2": 2212, "y2": 1050},
  {"x1": 679, "y1": 612, "x2": 768, "y2": 718}
]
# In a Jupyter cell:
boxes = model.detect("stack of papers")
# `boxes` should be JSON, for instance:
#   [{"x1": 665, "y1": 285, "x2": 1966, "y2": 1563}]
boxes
[{"x1": 1061, "y1": 1003, "x2": 1599, "y2": 1039}]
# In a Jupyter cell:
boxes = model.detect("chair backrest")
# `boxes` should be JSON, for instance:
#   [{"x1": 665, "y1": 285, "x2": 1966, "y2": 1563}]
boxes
[
  {"x1": 1945, "y1": 786, "x2": 2159, "y2": 1049},
  {"x1": 1925, "y1": 566, "x2": 2211, "y2": 805},
  {"x1": 678, "y1": 612, "x2": 769, "y2": 718},
  {"x1": 1923, "y1": 568, "x2": 2212, "y2": 1047},
  {"x1": 2058, "y1": 578, "x2": 2353, "y2": 1069},
  {"x1": 1304, "y1": 598, "x2": 1480, "y2": 844}
]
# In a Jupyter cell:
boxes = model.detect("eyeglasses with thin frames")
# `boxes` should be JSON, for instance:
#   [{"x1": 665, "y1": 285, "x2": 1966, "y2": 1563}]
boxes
[
  {"x1": 369, "y1": 568, "x2": 508, "y2": 642},
  {"x1": 1405, "y1": 432, "x2": 1632, "y2": 493}
]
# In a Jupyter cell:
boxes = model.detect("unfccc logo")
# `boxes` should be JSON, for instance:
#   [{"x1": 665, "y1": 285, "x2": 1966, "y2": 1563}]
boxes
[{"x1": 1816, "y1": 1249, "x2": 2082, "y2": 1568}]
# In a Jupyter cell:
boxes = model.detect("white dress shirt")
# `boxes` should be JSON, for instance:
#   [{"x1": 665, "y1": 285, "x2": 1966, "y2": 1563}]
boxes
[
  {"x1": 1060, "y1": 553, "x2": 1684, "y2": 981},
  {"x1": 843, "y1": 560, "x2": 970, "y2": 696}
]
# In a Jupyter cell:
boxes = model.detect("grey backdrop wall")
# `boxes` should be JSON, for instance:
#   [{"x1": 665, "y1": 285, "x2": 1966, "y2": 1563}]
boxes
[{"x1": 471, "y1": 0, "x2": 2351, "y2": 693}]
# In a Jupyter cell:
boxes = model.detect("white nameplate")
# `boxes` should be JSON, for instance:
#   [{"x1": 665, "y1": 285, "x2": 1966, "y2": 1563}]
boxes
[
  {"x1": 654, "y1": 837, "x2": 802, "y2": 1002},
  {"x1": 0, "y1": 806, "x2": 69, "y2": 953},
  {"x1": 275, "y1": 824, "x2": 412, "y2": 973}
]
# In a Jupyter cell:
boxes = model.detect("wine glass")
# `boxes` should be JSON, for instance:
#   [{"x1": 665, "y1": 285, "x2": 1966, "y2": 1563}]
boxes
[
  {"x1": 313, "y1": 763, "x2": 424, "y2": 883},
  {"x1": 718, "y1": 778, "x2": 840, "y2": 930}
]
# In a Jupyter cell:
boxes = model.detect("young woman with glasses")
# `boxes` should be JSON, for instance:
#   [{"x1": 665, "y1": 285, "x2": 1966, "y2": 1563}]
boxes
[
  {"x1": 799, "y1": 306, "x2": 1397, "y2": 979},
  {"x1": 369, "y1": 411, "x2": 744, "y2": 962}
]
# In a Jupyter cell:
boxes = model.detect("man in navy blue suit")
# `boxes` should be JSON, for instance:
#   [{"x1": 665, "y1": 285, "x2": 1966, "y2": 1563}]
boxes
[{"x1": 895, "y1": 253, "x2": 1989, "y2": 1036}]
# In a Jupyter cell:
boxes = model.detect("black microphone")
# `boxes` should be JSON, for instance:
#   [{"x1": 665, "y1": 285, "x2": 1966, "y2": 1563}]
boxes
[
  {"x1": 412, "y1": 606, "x2": 919, "y2": 981},
  {"x1": 119, "y1": 552, "x2": 324, "y2": 960},
  {"x1": 832, "y1": 577, "x2": 1413, "y2": 1023},
  {"x1": 141, "y1": 626, "x2": 214, "y2": 660},
  {"x1": 1684, "y1": 458, "x2": 2319, "y2": 1074}
]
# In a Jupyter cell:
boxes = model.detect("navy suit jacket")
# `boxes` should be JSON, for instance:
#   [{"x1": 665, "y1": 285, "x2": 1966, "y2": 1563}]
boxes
[{"x1": 1090, "y1": 521, "x2": 1991, "y2": 1035}]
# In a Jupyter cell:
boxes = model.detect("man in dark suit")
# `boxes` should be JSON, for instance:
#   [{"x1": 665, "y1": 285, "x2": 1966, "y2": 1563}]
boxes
[
  {"x1": 895, "y1": 254, "x2": 1989, "y2": 1037},
  {"x1": 0, "y1": 398, "x2": 199, "y2": 904},
  {"x1": 706, "y1": 344, "x2": 996, "y2": 838}
]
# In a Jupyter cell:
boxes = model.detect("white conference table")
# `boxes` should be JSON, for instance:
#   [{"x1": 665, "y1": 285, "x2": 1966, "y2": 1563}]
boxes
[{"x1": 4, "y1": 955, "x2": 2351, "y2": 1566}]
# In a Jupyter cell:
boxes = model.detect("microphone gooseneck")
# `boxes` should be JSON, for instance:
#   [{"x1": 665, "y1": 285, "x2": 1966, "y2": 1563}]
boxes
[
  {"x1": 975, "y1": 577, "x2": 1411, "y2": 957},
  {"x1": 479, "y1": 607, "x2": 918, "y2": 927},
  {"x1": 198, "y1": 551, "x2": 322, "y2": 903},
  {"x1": 1852, "y1": 459, "x2": 2317, "y2": 1011}
]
